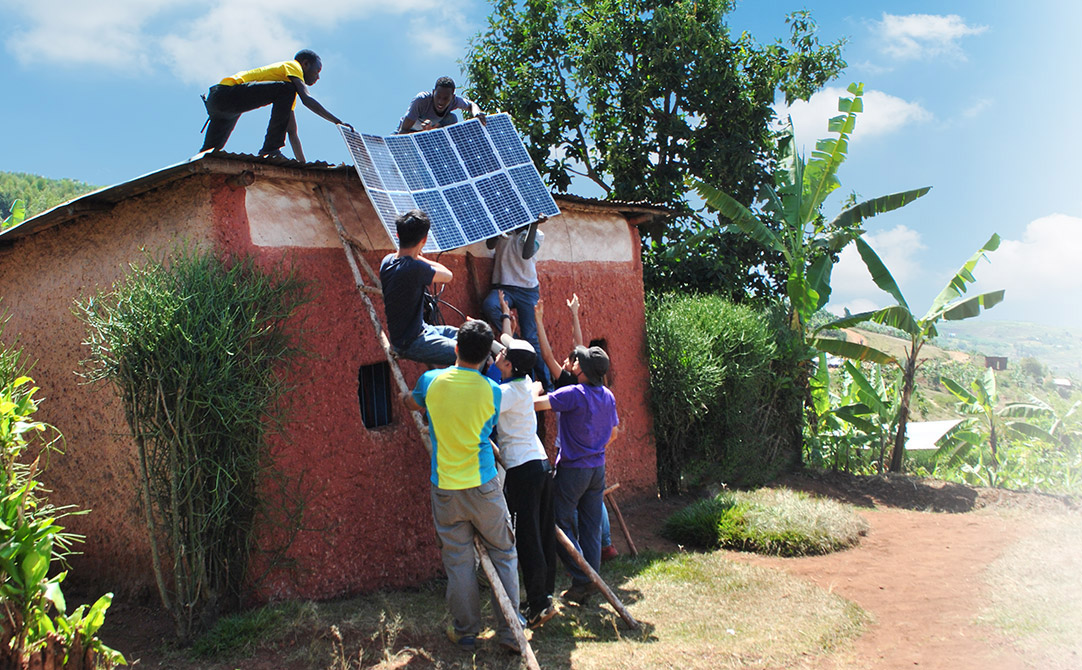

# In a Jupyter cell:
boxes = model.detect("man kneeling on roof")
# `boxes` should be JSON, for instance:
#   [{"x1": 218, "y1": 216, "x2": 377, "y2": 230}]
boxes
[
  {"x1": 380, "y1": 210, "x2": 458, "y2": 366},
  {"x1": 397, "y1": 76, "x2": 486, "y2": 134},
  {"x1": 199, "y1": 49, "x2": 352, "y2": 162}
]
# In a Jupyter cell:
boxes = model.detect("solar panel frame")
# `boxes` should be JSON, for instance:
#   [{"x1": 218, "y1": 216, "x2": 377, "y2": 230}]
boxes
[{"x1": 340, "y1": 115, "x2": 560, "y2": 252}]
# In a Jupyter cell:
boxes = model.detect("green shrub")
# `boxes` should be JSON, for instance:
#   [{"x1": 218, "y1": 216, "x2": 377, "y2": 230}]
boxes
[
  {"x1": 78, "y1": 246, "x2": 312, "y2": 640},
  {"x1": 646, "y1": 292, "x2": 803, "y2": 495},
  {"x1": 0, "y1": 376, "x2": 125, "y2": 667},
  {"x1": 662, "y1": 488, "x2": 868, "y2": 556}
]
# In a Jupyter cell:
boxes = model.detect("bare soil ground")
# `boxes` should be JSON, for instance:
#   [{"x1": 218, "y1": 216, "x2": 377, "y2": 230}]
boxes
[{"x1": 97, "y1": 471, "x2": 1079, "y2": 669}]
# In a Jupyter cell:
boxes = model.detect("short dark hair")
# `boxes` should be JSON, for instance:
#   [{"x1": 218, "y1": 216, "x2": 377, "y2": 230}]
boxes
[
  {"x1": 434, "y1": 76, "x2": 456, "y2": 90},
  {"x1": 294, "y1": 49, "x2": 321, "y2": 67},
  {"x1": 457, "y1": 319, "x2": 494, "y2": 365},
  {"x1": 395, "y1": 210, "x2": 431, "y2": 248}
]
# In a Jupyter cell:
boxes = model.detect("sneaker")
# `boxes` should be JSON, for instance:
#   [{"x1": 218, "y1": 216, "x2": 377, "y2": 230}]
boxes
[
  {"x1": 445, "y1": 625, "x2": 476, "y2": 653},
  {"x1": 601, "y1": 544, "x2": 619, "y2": 562},
  {"x1": 527, "y1": 604, "x2": 557, "y2": 629},
  {"x1": 561, "y1": 582, "x2": 594, "y2": 605},
  {"x1": 260, "y1": 149, "x2": 286, "y2": 160}
]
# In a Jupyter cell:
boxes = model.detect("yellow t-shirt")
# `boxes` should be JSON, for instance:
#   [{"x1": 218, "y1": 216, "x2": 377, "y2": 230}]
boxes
[{"x1": 218, "y1": 59, "x2": 304, "y2": 86}]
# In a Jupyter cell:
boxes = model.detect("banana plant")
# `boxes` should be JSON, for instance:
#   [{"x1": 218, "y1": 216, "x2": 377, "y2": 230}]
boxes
[
  {"x1": 693, "y1": 82, "x2": 930, "y2": 340},
  {"x1": 1, "y1": 199, "x2": 26, "y2": 230},
  {"x1": 816, "y1": 234, "x2": 1005, "y2": 472}
]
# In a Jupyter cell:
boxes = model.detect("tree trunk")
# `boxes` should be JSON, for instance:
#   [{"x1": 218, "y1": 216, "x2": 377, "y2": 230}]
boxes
[{"x1": 888, "y1": 348, "x2": 919, "y2": 473}]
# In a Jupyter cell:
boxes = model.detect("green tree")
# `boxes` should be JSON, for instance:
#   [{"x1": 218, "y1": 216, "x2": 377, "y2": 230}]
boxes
[
  {"x1": 0, "y1": 171, "x2": 97, "y2": 221},
  {"x1": 695, "y1": 83, "x2": 931, "y2": 339},
  {"x1": 817, "y1": 234, "x2": 1005, "y2": 472},
  {"x1": 465, "y1": 0, "x2": 846, "y2": 295}
]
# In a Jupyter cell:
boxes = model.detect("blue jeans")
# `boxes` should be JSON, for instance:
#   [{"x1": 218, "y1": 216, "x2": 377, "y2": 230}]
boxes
[
  {"x1": 553, "y1": 465, "x2": 605, "y2": 586},
  {"x1": 483, "y1": 285, "x2": 550, "y2": 388},
  {"x1": 573, "y1": 502, "x2": 612, "y2": 547},
  {"x1": 395, "y1": 324, "x2": 457, "y2": 366}
]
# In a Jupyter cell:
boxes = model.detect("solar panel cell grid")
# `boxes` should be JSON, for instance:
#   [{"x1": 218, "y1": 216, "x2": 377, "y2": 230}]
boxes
[
  {"x1": 448, "y1": 122, "x2": 501, "y2": 178},
  {"x1": 414, "y1": 131, "x2": 468, "y2": 186},
  {"x1": 340, "y1": 116, "x2": 559, "y2": 252},
  {"x1": 445, "y1": 184, "x2": 497, "y2": 240},
  {"x1": 362, "y1": 136, "x2": 409, "y2": 192},
  {"x1": 414, "y1": 190, "x2": 466, "y2": 249},
  {"x1": 485, "y1": 115, "x2": 532, "y2": 167},
  {"x1": 477, "y1": 173, "x2": 531, "y2": 232},
  {"x1": 509, "y1": 165, "x2": 560, "y2": 219},
  {"x1": 386, "y1": 135, "x2": 437, "y2": 191}
]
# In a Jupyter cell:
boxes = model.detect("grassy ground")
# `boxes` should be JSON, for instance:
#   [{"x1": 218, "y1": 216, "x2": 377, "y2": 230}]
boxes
[
  {"x1": 180, "y1": 548, "x2": 867, "y2": 669},
  {"x1": 979, "y1": 511, "x2": 1082, "y2": 668}
]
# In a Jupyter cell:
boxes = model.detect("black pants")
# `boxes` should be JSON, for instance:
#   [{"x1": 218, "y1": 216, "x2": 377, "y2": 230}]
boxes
[
  {"x1": 200, "y1": 82, "x2": 296, "y2": 155},
  {"x1": 503, "y1": 459, "x2": 556, "y2": 612}
]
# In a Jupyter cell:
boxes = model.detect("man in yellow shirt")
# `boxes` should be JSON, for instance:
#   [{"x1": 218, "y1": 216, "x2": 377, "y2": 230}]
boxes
[{"x1": 199, "y1": 49, "x2": 352, "y2": 162}]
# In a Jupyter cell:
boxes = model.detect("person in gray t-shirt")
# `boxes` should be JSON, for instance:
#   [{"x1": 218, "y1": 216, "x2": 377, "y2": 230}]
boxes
[{"x1": 397, "y1": 76, "x2": 487, "y2": 133}]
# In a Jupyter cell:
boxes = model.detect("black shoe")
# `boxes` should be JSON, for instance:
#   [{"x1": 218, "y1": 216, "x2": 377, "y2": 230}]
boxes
[
  {"x1": 527, "y1": 603, "x2": 557, "y2": 628},
  {"x1": 260, "y1": 149, "x2": 286, "y2": 160}
]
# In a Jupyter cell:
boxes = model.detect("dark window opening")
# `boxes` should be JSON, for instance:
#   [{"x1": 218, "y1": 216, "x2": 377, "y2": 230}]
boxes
[{"x1": 359, "y1": 362, "x2": 394, "y2": 428}]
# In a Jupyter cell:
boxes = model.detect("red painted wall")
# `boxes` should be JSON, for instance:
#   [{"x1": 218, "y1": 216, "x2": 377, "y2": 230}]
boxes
[{"x1": 0, "y1": 168, "x2": 656, "y2": 602}]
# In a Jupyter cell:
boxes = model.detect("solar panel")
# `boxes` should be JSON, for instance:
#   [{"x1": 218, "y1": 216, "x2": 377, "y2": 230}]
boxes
[{"x1": 340, "y1": 114, "x2": 561, "y2": 252}]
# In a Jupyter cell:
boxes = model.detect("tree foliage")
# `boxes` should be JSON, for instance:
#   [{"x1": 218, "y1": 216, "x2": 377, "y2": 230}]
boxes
[
  {"x1": 696, "y1": 83, "x2": 931, "y2": 335},
  {"x1": 0, "y1": 171, "x2": 97, "y2": 223},
  {"x1": 466, "y1": 0, "x2": 846, "y2": 295}
]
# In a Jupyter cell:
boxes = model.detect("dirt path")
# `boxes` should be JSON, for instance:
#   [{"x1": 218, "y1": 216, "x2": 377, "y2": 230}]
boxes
[{"x1": 730, "y1": 507, "x2": 1027, "y2": 670}]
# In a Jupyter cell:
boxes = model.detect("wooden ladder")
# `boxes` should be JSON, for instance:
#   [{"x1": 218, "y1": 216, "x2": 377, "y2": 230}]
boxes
[{"x1": 317, "y1": 187, "x2": 543, "y2": 668}]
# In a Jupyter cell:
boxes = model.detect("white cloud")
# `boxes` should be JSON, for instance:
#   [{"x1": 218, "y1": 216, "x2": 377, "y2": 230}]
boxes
[
  {"x1": 972, "y1": 214, "x2": 1082, "y2": 309},
  {"x1": 876, "y1": 13, "x2": 988, "y2": 62},
  {"x1": 779, "y1": 86, "x2": 932, "y2": 150},
  {"x1": 830, "y1": 225, "x2": 927, "y2": 311},
  {"x1": 4, "y1": 0, "x2": 462, "y2": 84},
  {"x1": 827, "y1": 216, "x2": 1082, "y2": 328},
  {"x1": 4, "y1": 0, "x2": 183, "y2": 70},
  {"x1": 961, "y1": 98, "x2": 993, "y2": 119}
]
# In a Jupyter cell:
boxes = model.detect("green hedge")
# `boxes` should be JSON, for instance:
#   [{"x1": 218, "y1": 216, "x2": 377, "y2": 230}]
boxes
[{"x1": 646, "y1": 293, "x2": 803, "y2": 495}]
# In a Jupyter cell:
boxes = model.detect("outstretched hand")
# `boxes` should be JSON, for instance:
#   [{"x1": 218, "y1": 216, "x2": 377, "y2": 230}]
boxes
[
  {"x1": 535, "y1": 297, "x2": 545, "y2": 322},
  {"x1": 567, "y1": 293, "x2": 579, "y2": 314}
]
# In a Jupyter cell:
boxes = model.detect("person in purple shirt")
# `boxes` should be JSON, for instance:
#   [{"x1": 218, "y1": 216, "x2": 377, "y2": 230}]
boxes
[{"x1": 533, "y1": 345, "x2": 618, "y2": 604}]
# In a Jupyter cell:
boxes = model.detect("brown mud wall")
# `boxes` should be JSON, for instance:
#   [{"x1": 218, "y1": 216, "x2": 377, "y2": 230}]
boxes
[{"x1": 0, "y1": 177, "x2": 217, "y2": 599}]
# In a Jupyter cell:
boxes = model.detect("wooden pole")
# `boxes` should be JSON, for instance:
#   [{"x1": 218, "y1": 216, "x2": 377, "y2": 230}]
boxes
[
  {"x1": 318, "y1": 187, "x2": 430, "y2": 454},
  {"x1": 320, "y1": 187, "x2": 540, "y2": 664},
  {"x1": 474, "y1": 537, "x2": 541, "y2": 670},
  {"x1": 603, "y1": 483, "x2": 638, "y2": 557},
  {"x1": 554, "y1": 526, "x2": 640, "y2": 630}
]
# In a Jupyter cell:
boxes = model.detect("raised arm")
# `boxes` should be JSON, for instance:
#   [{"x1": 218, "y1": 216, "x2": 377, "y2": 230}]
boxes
[
  {"x1": 534, "y1": 298, "x2": 562, "y2": 379},
  {"x1": 567, "y1": 293, "x2": 583, "y2": 348},
  {"x1": 497, "y1": 290, "x2": 514, "y2": 337},
  {"x1": 520, "y1": 216, "x2": 544, "y2": 260}
]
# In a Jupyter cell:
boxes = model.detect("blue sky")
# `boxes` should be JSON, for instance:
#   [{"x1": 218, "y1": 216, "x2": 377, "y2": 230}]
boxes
[{"x1": 3, "y1": 0, "x2": 1081, "y2": 328}]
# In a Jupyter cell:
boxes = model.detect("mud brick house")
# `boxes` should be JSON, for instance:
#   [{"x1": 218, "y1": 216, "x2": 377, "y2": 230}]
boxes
[{"x1": 0, "y1": 152, "x2": 665, "y2": 601}]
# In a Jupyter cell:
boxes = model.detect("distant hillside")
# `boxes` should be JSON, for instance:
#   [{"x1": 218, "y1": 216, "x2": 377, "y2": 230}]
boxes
[
  {"x1": 934, "y1": 320, "x2": 1082, "y2": 378},
  {"x1": 0, "y1": 170, "x2": 98, "y2": 221}
]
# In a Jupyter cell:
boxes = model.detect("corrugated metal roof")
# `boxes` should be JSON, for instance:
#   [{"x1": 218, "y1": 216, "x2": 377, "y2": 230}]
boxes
[{"x1": 0, "y1": 152, "x2": 670, "y2": 244}]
